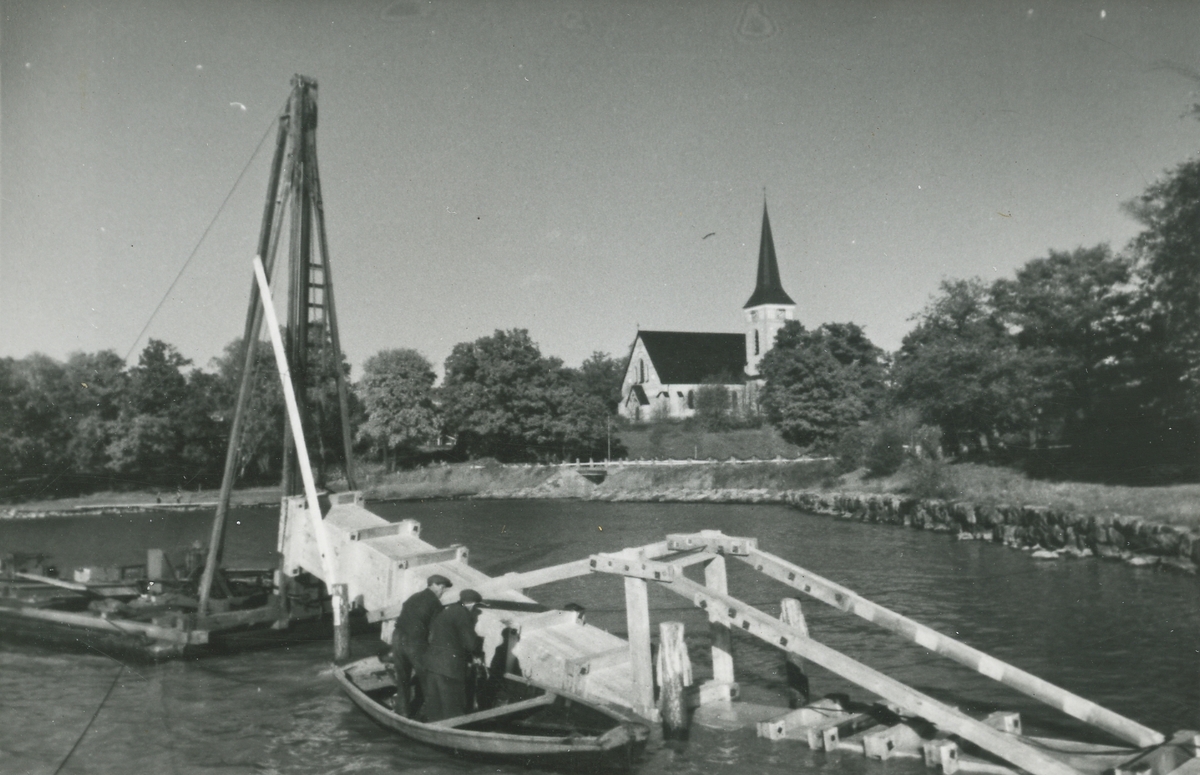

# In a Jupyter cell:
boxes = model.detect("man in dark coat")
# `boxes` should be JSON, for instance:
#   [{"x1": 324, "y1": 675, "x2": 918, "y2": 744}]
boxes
[
  {"x1": 391, "y1": 574, "x2": 451, "y2": 717},
  {"x1": 423, "y1": 588, "x2": 484, "y2": 722}
]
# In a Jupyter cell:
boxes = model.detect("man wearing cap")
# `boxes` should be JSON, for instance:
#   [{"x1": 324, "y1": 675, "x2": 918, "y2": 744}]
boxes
[
  {"x1": 391, "y1": 574, "x2": 451, "y2": 717},
  {"x1": 423, "y1": 588, "x2": 485, "y2": 721}
]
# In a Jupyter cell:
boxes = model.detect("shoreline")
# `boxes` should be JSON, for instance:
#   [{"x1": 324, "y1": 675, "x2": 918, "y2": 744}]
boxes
[{"x1": 6, "y1": 464, "x2": 1197, "y2": 576}]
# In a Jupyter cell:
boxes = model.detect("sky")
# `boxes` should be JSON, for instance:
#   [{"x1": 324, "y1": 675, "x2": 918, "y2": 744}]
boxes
[{"x1": 3, "y1": 0, "x2": 1200, "y2": 379}]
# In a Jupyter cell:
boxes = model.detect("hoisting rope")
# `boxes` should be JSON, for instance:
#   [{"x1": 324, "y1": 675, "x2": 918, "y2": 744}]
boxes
[
  {"x1": 123, "y1": 105, "x2": 282, "y2": 363},
  {"x1": 52, "y1": 663, "x2": 125, "y2": 775}
]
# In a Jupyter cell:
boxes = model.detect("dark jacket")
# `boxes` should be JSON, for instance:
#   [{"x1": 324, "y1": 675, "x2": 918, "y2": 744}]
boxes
[
  {"x1": 395, "y1": 587, "x2": 444, "y2": 654},
  {"x1": 424, "y1": 603, "x2": 483, "y2": 680}
]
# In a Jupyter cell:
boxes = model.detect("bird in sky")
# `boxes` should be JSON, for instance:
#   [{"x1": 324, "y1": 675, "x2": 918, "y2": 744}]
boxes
[
  {"x1": 702, "y1": 232, "x2": 716, "y2": 240},
  {"x1": 230, "y1": 102, "x2": 247, "y2": 111}
]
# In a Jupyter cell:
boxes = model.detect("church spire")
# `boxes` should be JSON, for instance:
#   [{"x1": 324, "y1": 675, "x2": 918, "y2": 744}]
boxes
[{"x1": 743, "y1": 199, "x2": 794, "y2": 308}]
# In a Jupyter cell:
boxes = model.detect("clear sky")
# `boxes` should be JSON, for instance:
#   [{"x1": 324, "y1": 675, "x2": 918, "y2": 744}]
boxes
[{"x1": 3, "y1": 1, "x2": 1199, "y2": 377}]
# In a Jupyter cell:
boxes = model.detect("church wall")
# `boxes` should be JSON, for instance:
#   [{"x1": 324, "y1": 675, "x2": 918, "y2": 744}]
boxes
[{"x1": 620, "y1": 336, "x2": 752, "y2": 423}]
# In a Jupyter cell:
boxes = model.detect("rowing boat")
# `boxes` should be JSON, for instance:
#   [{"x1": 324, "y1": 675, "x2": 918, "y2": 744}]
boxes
[{"x1": 334, "y1": 655, "x2": 649, "y2": 765}]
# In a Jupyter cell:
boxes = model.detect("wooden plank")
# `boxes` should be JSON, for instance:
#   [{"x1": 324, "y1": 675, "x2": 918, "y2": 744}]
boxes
[
  {"x1": 479, "y1": 559, "x2": 594, "y2": 593},
  {"x1": 667, "y1": 575, "x2": 1083, "y2": 775},
  {"x1": 740, "y1": 547, "x2": 1164, "y2": 748},
  {"x1": 430, "y1": 693, "x2": 557, "y2": 728},
  {"x1": 624, "y1": 576, "x2": 656, "y2": 720}
]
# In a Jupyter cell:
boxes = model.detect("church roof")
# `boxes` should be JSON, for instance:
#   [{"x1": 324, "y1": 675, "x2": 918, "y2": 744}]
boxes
[
  {"x1": 743, "y1": 202, "x2": 795, "y2": 308},
  {"x1": 637, "y1": 330, "x2": 746, "y2": 384}
]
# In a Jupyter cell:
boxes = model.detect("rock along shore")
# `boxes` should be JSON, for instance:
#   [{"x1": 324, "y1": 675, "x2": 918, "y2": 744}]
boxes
[{"x1": 480, "y1": 472, "x2": 1200, "y2": 576}]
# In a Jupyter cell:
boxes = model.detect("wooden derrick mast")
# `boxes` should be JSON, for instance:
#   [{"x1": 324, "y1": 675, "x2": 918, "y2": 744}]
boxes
[{"x1": 197, "y1": 75, "x2": 356, "y2": 616}]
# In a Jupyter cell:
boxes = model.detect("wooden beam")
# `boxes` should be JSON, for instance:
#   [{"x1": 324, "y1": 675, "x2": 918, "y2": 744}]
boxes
[
  {"x1": 666, "y1": 531, "x2": 758, "y2": 556},
  {"x1": 704, "y1": 556, "x2": 735, "y2": 686},
  {"x1": 479, "y1": 559, "x2": 594, "y2": 594},
  {"x1": 431, "y1": 692, "x2": 557, "y2": 727},
  {"x1": 667, "y1": 576, "x2": 1084, "y2": 775},
  {"x1": 348, "y1": 523, "x2": 416, "y2": 542},
  {"x1": 394, "y1": 545, "x2": 467, "y2": 570},
  {"x1": 739, "y1": 547, "x2": 1163, "y2": 748},
  {"x1": 1116, "y1": 731, "x2": 1199, "y2": 775},
  {"x1": 515, "y1": 610, "x2": 580, "y2": 634},
  {"x1": 624, "y1": 576, "x2": 656, "y2": 720},
  {"x1": 589, "y1": 554, "x2": 676, "y2": 583},
  {"x1": 17, "y1": 606, "x2": 207, "y2": 645},
  {"x1": 563, "y1": 646, "x2": 630, "y2": 678}
]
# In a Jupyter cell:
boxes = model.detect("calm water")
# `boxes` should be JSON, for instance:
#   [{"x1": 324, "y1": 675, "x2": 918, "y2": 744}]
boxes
[{"x1": 1, "y1": 500, "x2": 1197, "y2": 775}]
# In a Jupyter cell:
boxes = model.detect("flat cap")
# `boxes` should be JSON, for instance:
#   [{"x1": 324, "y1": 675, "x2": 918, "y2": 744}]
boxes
[
  {"x1": 427, "y1": 574, "x2": 452, "y2": 587},
  {"x1": 459, "y1": 589, "x2": 483, "y2": 604}
]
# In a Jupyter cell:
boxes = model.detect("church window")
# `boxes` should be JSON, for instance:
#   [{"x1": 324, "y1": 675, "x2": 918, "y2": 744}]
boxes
[
  {"x1": 754, "y1": 329, "x2": 760, "y2": 355},
  {"x1": 687, "y1": 390, "x2": 694, "y2": 409},
  {"x1": 638, "y1": 359, "x2": 645, "y2": 384}
]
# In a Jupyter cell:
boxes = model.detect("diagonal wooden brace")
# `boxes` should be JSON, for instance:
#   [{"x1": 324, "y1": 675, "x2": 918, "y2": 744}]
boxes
[{"x1": 667, "y1": 575, "x2": 1084, "y2": 775}]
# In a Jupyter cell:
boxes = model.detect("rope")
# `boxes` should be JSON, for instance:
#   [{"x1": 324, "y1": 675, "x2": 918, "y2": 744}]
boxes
[
  {"x1": 123, "y1": 108, "x2": 281, "y2": 363},
  {"x1": 52, "y1": 663, "x2": 125, "y2": 775}
]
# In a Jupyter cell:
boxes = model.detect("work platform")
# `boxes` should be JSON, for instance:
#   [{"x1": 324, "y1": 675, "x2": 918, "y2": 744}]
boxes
[{"x1": 283, "y1": 495, "x2": 1198, "y2": 775}]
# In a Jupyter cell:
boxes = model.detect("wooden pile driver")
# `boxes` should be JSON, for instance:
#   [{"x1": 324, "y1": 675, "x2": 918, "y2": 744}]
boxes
[{"x1": 197, "y1": 75, "x2": 357, "y2": 616}]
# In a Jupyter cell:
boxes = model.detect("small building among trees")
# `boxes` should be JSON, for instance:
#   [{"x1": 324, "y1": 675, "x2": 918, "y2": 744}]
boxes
[{"x1": 619, "y1": 202, "x2": 797, "y2": 422}]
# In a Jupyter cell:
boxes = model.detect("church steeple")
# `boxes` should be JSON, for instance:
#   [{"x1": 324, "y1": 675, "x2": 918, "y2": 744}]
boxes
[
  {"x1": 743, "y1": 201, "x2": 794, "y2": 309},
  {"x1": 742, "y1": 197, "x2": 797, "y2": 378}
]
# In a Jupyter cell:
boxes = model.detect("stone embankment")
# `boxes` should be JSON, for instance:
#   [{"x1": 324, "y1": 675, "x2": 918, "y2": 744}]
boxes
[{"x1": 482, "y1": 471, "x2": 1200, "y2": 575}]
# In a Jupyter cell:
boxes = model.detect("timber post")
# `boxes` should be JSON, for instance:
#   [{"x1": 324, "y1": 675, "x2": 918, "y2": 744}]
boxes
[
  {"x1": 780, "y1": 598, "x2": 810, "y2": 706},
  {"x1": 624, "y1": 576, "x2": 656, "y2": 720},
  {"x1": 704, "y1": 555, "x2": 735, "y2": 700},
  {"x1": 332, "y1": 582, "x2": 350, "y2": 662},
  {"x1": 657, "y1": 621, "x2": 692, "y2": 739}
]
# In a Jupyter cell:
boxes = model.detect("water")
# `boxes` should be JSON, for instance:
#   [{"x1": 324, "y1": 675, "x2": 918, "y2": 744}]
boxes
[{"x1": 1, "y1": 500, "x2": 1197, "y2": 775}]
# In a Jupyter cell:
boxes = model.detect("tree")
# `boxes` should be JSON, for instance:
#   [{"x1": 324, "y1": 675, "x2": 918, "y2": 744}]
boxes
[
  {"x1": 357, "y1": 349, "x2": 439, "y2": 467},
  {"x1": 1122, "y1": 155, "x2": 1200, "y2": 459},
  {"x1": 574, "y1": 352, "x2": 624, "y2": 415},
  {"x1": 990, "y1": 245, "x2": 1142, "y2": 452},
  {"x1": 210, "y1": 338, "x2": 286, "y2": 481},
  {"x1": 694, "y1": 383, "x2": 734, "y2": 431},
  {"x1": 440, "y1": 329, "x2": 615, "y2": 462},
  {"x1": 759, "y1": 321, "x2": 886, "y2": 449}
]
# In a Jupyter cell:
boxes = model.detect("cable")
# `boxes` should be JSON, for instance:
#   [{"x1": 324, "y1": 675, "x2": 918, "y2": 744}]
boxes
[
  {"x1": 52, "y1": 663, "x2": 124, "y2": 775},
  {"x1": 123, "y1": 109, "x2": 280, "y2": 363}
]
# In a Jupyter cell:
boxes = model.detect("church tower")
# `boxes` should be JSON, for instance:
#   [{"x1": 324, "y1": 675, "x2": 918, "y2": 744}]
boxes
[{"x1": 743, "y1": 200, "x2": 796, "y2": 378}]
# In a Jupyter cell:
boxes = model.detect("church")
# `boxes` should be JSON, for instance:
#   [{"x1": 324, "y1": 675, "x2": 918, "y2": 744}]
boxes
[{"x1": 619, "y1": 202, "x2": 797, "y2": 422}]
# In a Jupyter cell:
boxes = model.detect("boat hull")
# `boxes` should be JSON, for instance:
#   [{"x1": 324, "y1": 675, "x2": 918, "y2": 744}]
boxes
[{"x1": 334, "y1": 656, "x2": 648, "y2": 763}]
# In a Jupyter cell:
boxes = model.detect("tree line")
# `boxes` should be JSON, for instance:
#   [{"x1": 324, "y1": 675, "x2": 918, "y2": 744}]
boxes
[
  {"x1": 0, "y1": 329, "x2": 625, "y2": 498},
  {"x1": 758, "y1": 155, "x2": 1200, "y2": 481}
]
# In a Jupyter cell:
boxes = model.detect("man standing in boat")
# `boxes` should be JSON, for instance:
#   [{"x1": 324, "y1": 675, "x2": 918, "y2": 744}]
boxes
[
  {"x1": 423, "y1": 588, "x2": 485, "y2": 722},
  {"x1": 391, "y1": 574, "x2": 451, "y2": 717}
]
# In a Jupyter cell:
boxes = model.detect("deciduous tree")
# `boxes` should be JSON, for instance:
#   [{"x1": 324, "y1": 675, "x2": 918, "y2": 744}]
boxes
[{"x1": 759, "y1": 321, "x2": 886, "y2": 449}]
